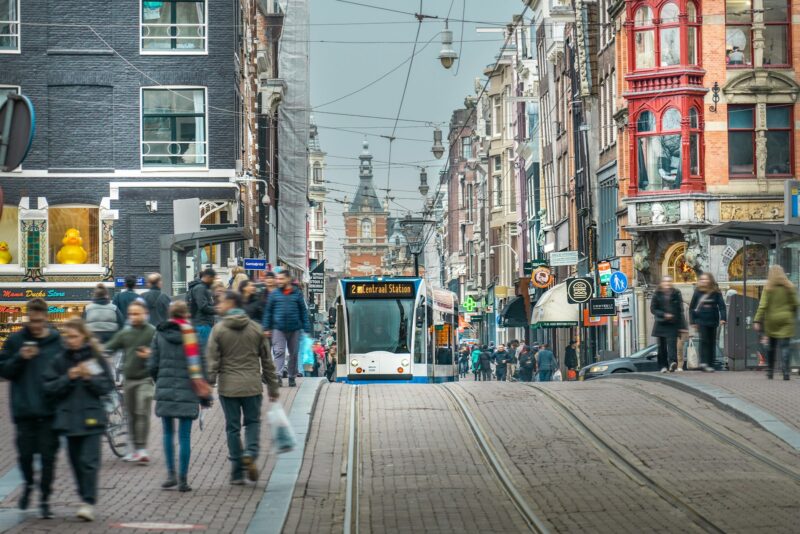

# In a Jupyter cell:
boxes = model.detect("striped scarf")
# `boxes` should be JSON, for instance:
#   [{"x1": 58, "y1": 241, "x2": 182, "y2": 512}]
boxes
[{"x1": 172, "y1": 318, "x2": 212, "y2": 399}]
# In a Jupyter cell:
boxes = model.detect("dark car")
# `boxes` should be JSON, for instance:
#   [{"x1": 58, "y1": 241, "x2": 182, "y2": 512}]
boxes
[{"x1": 579, "y1": 342, "x2": 726, "y2": 380}]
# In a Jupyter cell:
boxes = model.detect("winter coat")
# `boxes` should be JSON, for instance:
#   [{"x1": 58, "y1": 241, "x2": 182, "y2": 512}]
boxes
[
  {"x1": 518, "y1": 350, "x2": 535, "y2": 371},
  {"x1": 141, "y1": 287, "x2": 171, "y2": 327},
  {"x1": 493, "y1": 350, "x2": 511, "y2": 369},
  {"x1": 113, "y1": 290, "x2": 141, "y2": 318},
  {"x1": 536, "y1": 349, "x2": 558, "y2": 371},
  {"x1": 43, "y1": 345, "x2": 114, "y2": 436},
  {"x1": 188, "y1": 280, "x2": 216, "y2": 327},
  {"x1": 205, "y1": 310, "x2": 279, "y2": 398},
  {"x1": 230, "y1": 272, "x2": 249, "y2": 291},
  {"x1": 262, "y1": 286, "x2": 311, "y2": 333},
  {"x1": 754, "y1": 286, "x2": 799, "y2": 339},
  {"x1": 149, "y1": 321, "x2": 204, "y2": 420},
  {"x1": 470, "y1": 349, "x2": 481, "y2": 371},
  {"x1": 564, "y1": 346, "x2": 578, "y2": 370},
  {"x1": 243, "y1": 294, "x2": 265, "y2": 324},
  {"x1": 84, "y1": 298, "x2": 125, "y2": 343},
  {"x1": 650, "y1": 289, "x2": 686, "y2": 338},
  {"x1": 478, "y1": 350, "x2": 494, "y2": 370},
  {"x1": 104, "y1": 323, "x2": 156, "y2": 381},
  {"x1": 689, "y1": 290, "x2": 727, "y2": 327},
  {"x1": 0, "y1": 327, "x2": 62, "y2": 421}
]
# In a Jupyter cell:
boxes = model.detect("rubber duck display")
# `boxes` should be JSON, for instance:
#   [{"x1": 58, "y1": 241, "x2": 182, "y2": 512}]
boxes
[
  {"x1": 56, "y1": 228, "x2": 88, "y2": 264},
  {"x1": 0, "y1": 242, "x2": 12, "y2": 264}
]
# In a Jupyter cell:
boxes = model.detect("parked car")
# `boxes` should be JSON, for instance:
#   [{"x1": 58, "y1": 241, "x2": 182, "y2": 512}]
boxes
[{"x1": 579, "y1": 341, "x2": 726, "y2": 380}]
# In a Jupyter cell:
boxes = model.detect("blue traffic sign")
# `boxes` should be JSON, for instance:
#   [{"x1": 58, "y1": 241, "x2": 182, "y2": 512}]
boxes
[
  {"x1": 609, "y1": 271, "x2": 628, "y2": 294},
  {"x1": 243, "y1": 258, "x2": 267, "y2": 271},
  {"x1": 115, "y1": 276, "x2": 145, "y2": 288}
]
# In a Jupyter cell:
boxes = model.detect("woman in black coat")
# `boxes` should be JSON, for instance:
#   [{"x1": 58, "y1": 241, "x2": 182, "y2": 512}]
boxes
[
  {"x1": 238, "y1": 280, "x2": 265, "y2": 323},
  {"x1": 44, "y1": 318, "x2": 114, "y2": 522},
  {"x1": 689, "y1": 273, "x2": 727, "y2": 372},
  {"x1": 650, "y1": 276, "x2": 687, "y2": 372}
]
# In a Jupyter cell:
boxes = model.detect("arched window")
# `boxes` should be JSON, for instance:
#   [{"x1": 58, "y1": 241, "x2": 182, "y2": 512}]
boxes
[
  {"x1": 634, "y1": 6, "x2": 655, "y2": 69},
  {"x1": 631, "y1": 2, "x2": 701, "y2": 70},
  {"x1": 687, "y1": 2, "x2": 699, "y2": 65},
  {"x1": 361, "y1": 218, "x2": 372, "y2": 239},
  {"x1": 312, "y1": 162, "x2": 323, "y2": 184},
  {"x1": 663, "y1": 242, "x2": 697, "y2": 283},
  {"x1": 728, "y1": 245, "x2": 769, "y2": 281},
  {"x1": 636, "y1": 108, "x2": 683, "y2": 191},
  {"x1": 660, "y1": 3, "x2": 680, "y2": 66},
  {"x1": 689, "y1": 108, "x2": 701, "y2": 175}
]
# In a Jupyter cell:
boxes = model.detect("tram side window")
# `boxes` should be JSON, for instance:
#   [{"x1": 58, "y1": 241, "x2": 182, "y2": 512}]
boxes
[{"x1": 413, "y1": 322, "x2": 425, "y2": 364}]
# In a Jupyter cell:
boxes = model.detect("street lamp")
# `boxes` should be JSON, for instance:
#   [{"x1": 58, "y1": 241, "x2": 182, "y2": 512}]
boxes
[
  {"x1": 233, "y1": 177, "x2": 271, "y2": 206},
  {"x1": 419, "y1": 167, "x2": 429, "y2": 196},
  {"x1": 431, "y1": 127, "x2": 444, "y2": 159},
  {"x1": 438, "y1": 21, "x2": 458, "y2": 69},
  {"x1": 489, "y1": 244, "x2": 519, "y2": 271}
]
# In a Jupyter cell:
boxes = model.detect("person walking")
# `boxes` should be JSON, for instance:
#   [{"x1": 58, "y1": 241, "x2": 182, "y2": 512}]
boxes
[
  {"x1": 206, "y1": 291, "x2": 279, "y2": 484},
  {"x1": 239, "y1": 280, "x2": 265, "y2": 324},
  {"x1": 536, "y1": 343, "x2": 558, "y2": 382},
  {"x1": 651, "y1": 276, "x2": 687, "y2": 373},
  {"x1": 187, "y1": 268, "x2": 217, "y2": 354},
  {"x1": 141, "y1": 273, "x2": 171, "y2": 327},
  {"x1": 518, "y1": 345, "x2": 536, "y2": 382},
  {"x1": 564, "y1": 340, "x2": 578, "y2": 376},
  {"x1": 479, "y1": 346, "x2": 494, "y2": 382},
  {"x1": 262, "y1": 269, "x2": 311, "y2": 387},
  {"x1": 0, "y1": 298, "x2": 62, "y2": 519},
  {"x1": 229, "y1": 266, "x2": 249, "y2": 291},
  {"x1": 507, "y1": 340, "x2": 519, "y2": 382},
  {"x1": 104, "y1": 301, "x2": 156, "y2": 463},
  {"x1": 754, "y1": 265, "x2": 799, "y2": 380},
  {"x1": 84, "y1": 284, "x2": 125, "y2": 344},
  {"x1": 458, "y1": 347, "x2": 470, "y2": 378},
  {"x1": 150, "y1": 301, "x2": 213, "y2": 492},
  {"x1": 493, "y1": 344, "x2": 511, "y2": 382},
  {"x1": 43, "y1": 319, "x2": 114, "y2": 522},
  {"x1": 471, "y1": 345, "x2": 482, "y2": 381},
  {"x1": 324, "y1": 342, "x2": 337, "y2": 382},
  {"x1": 113, "y1": 275, "x2": 141, "y2": 318},
  {"x1": 689, "y1": 273, "x2": 727, "y2": 373}
]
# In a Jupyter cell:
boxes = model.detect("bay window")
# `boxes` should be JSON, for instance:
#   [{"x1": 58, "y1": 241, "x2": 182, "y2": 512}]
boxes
[
  {"x1": 633, "y1": 2, "x2": 700, "y2": 70},
  {"x1": 728, "y1": 104, "x2": 793, "y2": 176},
  {"x1": 726, "y1": 0, "x2": 790, "y2": 67},
  {"x1": 634, "y1": 6, "x2": 655, "y2": 69},
  {"x1": 636, "y1": 109, "x2": 683, "y2": 192},
  {"x1": 689, "y1": 108, "x2": 701, "y2": 176},
  {"x1": 0, "y1": 0, "x2": 18, "y2": 52},
  {"x1": 142, "y1": 88, "x2": 207, "y2": 167},
  {"x1": 660, "y1": 3, "x2": 680, "y2": 66},
  {"x1": 141, "y1": 1, "x2": 206, "y2": 53}
]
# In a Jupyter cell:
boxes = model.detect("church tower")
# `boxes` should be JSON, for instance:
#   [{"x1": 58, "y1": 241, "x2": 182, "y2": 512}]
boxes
[{"x1": 343, "y1": 141, "x2": 389, "y2": 276}]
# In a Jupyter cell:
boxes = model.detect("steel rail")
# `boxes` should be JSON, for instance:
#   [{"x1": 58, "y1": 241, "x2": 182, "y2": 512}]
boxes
[{"x1": 344, "y1": 385, "x2": 360, "y2": 534}]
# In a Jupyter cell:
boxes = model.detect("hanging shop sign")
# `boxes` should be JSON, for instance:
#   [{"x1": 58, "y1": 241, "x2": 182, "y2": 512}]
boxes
[
  {"x1": 0, "y1": 287, "x2": 99, "y2": 302},
  {"x1": 566, "y1": 277, "x2": 594, "y2": 304},
  {"x1": 597, "y1": 261, "x2": 613, "y2": 284},
  {"x1": 549, "y1": 251, "x2": 579, "y2": 266},
  {"x1": 531, "y1": 265, "x2": 553, "y2": 289},
  {"x1": 588, "y1": 298, "x2": 617, "y2": 316}
]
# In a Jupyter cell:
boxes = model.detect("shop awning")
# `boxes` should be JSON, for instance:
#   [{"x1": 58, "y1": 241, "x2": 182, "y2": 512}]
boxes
[
  {"x1": 499, "y1": 296, "x2": 528, "y2": 328},
  {"x1": 432, "y1": 288, "x2": 457, "y2": 314},
  {"x1": 704, "y1": 222, "x2": 800, "y2": 245},
  {"x1": 530, "y1": 282, "x2": 579, "y2": 329},
  {"x1": 162, "y1": 228, "x2": 253, "y2": 252}
]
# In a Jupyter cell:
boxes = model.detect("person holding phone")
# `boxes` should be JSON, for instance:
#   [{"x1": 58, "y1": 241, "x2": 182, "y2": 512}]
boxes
[
  {"x1": 44, "y1": 318, "x2": 114, "y2": 522},
  {"x1": 0, "y1": 299, "x2": 63, "y2": 519}
]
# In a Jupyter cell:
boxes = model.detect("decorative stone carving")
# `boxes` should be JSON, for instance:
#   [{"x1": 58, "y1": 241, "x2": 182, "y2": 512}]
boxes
[
  {"x1": 755, "y1": 132, "x2": 768, "y2": 179},
  {"x1": 636, "y1": 201, "x2": 680, "y2": 226},
  {"x1": 684, "y1": 230, "x2": 708, "y2": 274},
  {"x1": 693, "y1": 200, "x2": 706, "y2": 222},
  {"x1": 722, "y1": 71, "x2": 800, "y2": 103},
  {"x1": 102, "y1": 220, "x2": 114, "y2": 282},
  {"x1": 719, "y1": 201, "x2": 784, "y2": 221},
  {"x1": 633, "y1": 236, "x2": 650, "y2": 279}
]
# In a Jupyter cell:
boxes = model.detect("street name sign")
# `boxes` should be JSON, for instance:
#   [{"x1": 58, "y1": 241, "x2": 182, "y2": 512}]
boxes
[
  {"x1": 567, "y1": 277, "x2": 594, "y2": 304},
  {"x1": 549, "y1": 250, "x2": 579, "y2": 266},
  {"x1": 243, "y1": 258, "x2": 267, "y2": 271},
  {"x1": 588, "y1": 298, "x2": 616, "y2": 316}
]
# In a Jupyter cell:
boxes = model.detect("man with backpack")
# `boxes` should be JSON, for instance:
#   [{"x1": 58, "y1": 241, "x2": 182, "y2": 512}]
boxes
[
  {"x1": 141, "y1": 273, "x2": 171, "y2": 327},
  {"x1": 187, "y1": 268, "x2": 217, "y2": 354}
]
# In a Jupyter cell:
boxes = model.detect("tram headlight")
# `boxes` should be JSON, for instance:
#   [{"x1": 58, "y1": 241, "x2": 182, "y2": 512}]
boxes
[
  {"x1": 350, "y1": 359, "x2": 359, "y2": 367},
  {"x1": 401, "y1": 359, "x2": 409, "y2": 367}
]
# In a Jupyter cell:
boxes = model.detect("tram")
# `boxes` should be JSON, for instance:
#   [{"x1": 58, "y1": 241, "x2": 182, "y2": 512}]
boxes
[{"x1": 332, "y1": 277, "x2": 459, "y2": 383}]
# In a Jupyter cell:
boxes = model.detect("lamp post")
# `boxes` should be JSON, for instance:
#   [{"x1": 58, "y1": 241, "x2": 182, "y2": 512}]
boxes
[
  {"x1": 400, "y1": 215, "x2": 436, "y2": 277},
  {"x1": 489, "y1": 244, "x2": 519, "y2": 271}
]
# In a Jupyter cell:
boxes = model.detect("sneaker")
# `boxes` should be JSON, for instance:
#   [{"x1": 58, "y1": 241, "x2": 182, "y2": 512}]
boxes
[
  {"x1": 122, "y1": 452, "x2": 135, "y2": 462},
  {"x1": 230, "y1": 476, "x2": 245, "y2": 486},
  {"x1": 131, "y1": 451, "x2": 150, "y2": 464},
  {"x1": 40, "y1": 501, "x2": 54, "y2": 519},
  {"x1": 676, "y1": 367, "x2": 683, "y2": 372},
  {"x1": 18, "y1": 484, "x2": 32, "y2": 510},
  {"x1": 703, "y1": 366, "x2": 715, "y2": 373},
  {"x1": 660, "y1": 367, "x2": 668, "y2": 373},
  {"x1": 288, "y1": 378, "x2": 296, "y2": 387},
  {"x1": 161, "y1": 474, "x2": 178, "y2": 489},
  {"x1": 76, "y1": 504, "x2": 94, "y2": 522},
  {"x1": 242, "y1": 456, "x2": 259, "y2": 482},
  {"x1": 178, "y1": 477, "x2": 192, "y2": 492},
  {"x1": 669, "y1": 362, "x2": 677, "y2": 372}
]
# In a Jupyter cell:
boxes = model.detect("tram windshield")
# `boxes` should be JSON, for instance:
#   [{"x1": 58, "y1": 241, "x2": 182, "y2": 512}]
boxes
[{"x1": 346, "y1": 299, "x2": 414, "y2": 354}]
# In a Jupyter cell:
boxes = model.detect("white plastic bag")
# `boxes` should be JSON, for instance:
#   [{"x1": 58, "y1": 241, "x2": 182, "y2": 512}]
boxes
[
  {"x1": 268, "y1": 403, "x2": 296, "y2": 453},
  {"x1": 686, "y1": 337, "x2": 700, "y2": 369},
  {"x1": 552, "y1": 369, "x2": 563, "y2": 382}
]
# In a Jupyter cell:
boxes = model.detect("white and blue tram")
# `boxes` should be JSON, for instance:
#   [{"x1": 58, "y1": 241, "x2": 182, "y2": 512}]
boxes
[{"x1": 333, "y1": 277, "x2": 459, "y2": 383}]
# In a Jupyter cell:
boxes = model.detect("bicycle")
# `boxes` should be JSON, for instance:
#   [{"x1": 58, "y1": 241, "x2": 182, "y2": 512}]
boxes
[{"x1": 104, "y1": 350, "x2": 129, "y2": 458}]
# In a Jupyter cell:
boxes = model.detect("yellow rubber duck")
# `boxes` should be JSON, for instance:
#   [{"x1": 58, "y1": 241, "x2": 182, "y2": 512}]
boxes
[
  {"x1": 56, "y1": 228, "x2": 88, "y2": 264},
  {"x1": 0, "y1": 241, "x2": 12, "y2": 264}
]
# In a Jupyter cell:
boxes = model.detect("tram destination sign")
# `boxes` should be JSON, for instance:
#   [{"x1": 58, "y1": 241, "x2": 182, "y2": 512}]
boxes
[{"x1": 345, "y1": 281, "x2": 416, "y2": 299}]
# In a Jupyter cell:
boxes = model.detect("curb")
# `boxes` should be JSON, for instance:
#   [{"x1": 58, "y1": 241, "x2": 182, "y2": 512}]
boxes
[
  {"x1": 611, "y1": 373, "x2": 800, "y2": 451},
  {"x1": 0, "y1": 467, "x2": 23, "y2": 533},
  {"x1": 246, "y1": 377, "x2": 326, "y2": 534}
]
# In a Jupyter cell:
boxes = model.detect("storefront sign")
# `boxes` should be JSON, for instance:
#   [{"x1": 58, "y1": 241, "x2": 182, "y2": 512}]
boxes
[
  {"x1": 0, "y1": 287, "x2": 97, "y2": 302},
  {"x1": 308, "y1": 260, "x2": 325, "y2": 294},
  {"x1": 588, "y1": 298, "x2": 617, "y2": 316},
  {"x1": 549, "y1": 251, "x2": 579, "y2": 266},
  {"x1": 531, "y1": 266, "x2": 552, "y2": 288},
  {"x1": 567, "y1": 277, "x2": 594, "y2": 304},
  {"x1": 598, "y1": 261, "x2": 612, "y2": 284}
]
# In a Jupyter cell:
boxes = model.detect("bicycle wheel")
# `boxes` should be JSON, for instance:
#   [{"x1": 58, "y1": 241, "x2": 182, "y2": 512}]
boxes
[{"x1": 106, "y1": 391, "x2": 128, "y2": 458}]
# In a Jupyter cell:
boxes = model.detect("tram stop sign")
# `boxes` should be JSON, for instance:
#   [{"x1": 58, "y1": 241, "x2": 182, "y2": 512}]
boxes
[{"x1": 0, "y1": 94, "x2": 36, "y2": 172}]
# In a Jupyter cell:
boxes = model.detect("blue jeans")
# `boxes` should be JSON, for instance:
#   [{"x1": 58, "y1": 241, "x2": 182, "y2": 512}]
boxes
[
  {"x1": 162, "y1": 417, "x2": 192, "y2": 477},
  {"x1": 219, "y1": 395, "x2": 262, "y2": 476},
  {"x1": 538, "y1": 370, "x2": 553, "y2": 382},
  {"x1": 195, "y1": 325, "x2": 212, "y2": 356}
]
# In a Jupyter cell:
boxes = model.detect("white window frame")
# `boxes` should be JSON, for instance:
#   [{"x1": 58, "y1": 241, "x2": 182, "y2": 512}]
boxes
[
  {"x1": 139, "y1": 86, "x2": 209, "y2": 171},
  {"x1": 139, "y1": 0, "x2": 208, "y2": 56},
  {"x1": 43, "y1": 204, "x2": 105, "y2": 275},
  {"x1": 0, "y1": 85, "x2": 22, "y2": 171},
  {"x1": 0, "y1": 0, "x2": 20, "y2": 54},
  {"x1": 492, "y1": 96, "x2": 502, "y2": 137}
]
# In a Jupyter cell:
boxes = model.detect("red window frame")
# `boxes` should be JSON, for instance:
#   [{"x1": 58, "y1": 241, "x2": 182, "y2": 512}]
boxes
[
  {"x1": 630, "y1": 1, "x2": 703, "y2": 72},
  {"x1": 764, "y1": 104, "x2": 794, "y2": 177},
  {"x1": 727, "y1": 105, "x2": 756, "y2": 177},
  {"x1": 725, "y1": 0, "x2": 791, "y2": 69}
]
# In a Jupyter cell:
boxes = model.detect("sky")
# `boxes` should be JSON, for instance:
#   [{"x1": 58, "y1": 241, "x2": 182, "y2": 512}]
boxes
[{"x1": 309, "y1": 0, "x2": 525, "y2": 270}]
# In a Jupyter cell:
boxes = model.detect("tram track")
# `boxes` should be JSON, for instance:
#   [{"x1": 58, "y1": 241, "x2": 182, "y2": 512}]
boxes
[
  {"x1": 441, "y1": 384, "x2": 552, "y2": 534},
  {"x1": 614, "y1": 380, "x2": 800, "y2": 485},
  {"x1": 525, "y1": 383, "x2": 727, "y2": 534},
  {"x1": 344, "y1": 385, "x2": 360, "y2": 534}
]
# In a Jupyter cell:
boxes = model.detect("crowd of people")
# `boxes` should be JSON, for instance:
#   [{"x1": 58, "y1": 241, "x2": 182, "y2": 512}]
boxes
[
  {"x1": 0, "y1": 266, "x2": 325, "y2": 522},
  {"x1": 456, "y1": 340, "x2": 575, "y2": 383}
]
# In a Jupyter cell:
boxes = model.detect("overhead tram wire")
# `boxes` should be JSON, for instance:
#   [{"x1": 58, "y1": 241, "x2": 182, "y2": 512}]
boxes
[{"x1": 334, "y1": 0, "x2": 509, "y2": 26}]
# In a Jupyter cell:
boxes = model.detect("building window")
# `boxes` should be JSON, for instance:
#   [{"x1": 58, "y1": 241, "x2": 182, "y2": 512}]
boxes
[
  {"x1": 141, "y1": 1, "x2": 206, "y2": 53},
  {"x1": 728, "y1": 106, "x2": 754, "y2": 175},
  {"x1": 727, "y1": 0, "x2": 790, "y2": 67},
  {"x1": 461, "y1": 136, "x2": 472, "y2": 159},
  {"x1": 634, "y1": 6, "x2": 655, "y2": 69},
  {"x1": 660, "y1": 3, "x2": 680, "y2": 66},
  {"x1": 142, "y1": 88, "x2": 207, "y2": 167},
  {"x1": 48, "y1": 206, "x2": 100, "y2": 265},
  {"x1": 0, "y1": 0, "x2": 19, "y2": 52},
  {"x1": 315, "y1": 209, "x2": 323, "y2": 230},
  {"x1": 687, "y1": 3, "x2": 699, "y2": 65},
  {"x1": 598, "y1": 179, "x2": 618, "y2": 260},
  {"x1": 493, "y1": 175, "x2": 502, "y2": 207},
  {"x1": 728, "y1": 104, "x2": 793, "y2": 177},
  {"x1": 492, "y1": 96, "x2": 502, "y2": 136},
  {"x1": 361, "y1": 218, "x2": 372, "y2": 239},
  {"x1": 632, "y1": 2, "x2": 700, "y2": 70},
  {"x1": 466, "y1": 183, "x2": 474, "y2": 221},
  {"x1": 689, "y1": 107, "x2": 701, "y2": 176},
  {"x1": 493, "y1": 155, "x2": 501, "y2": 173},
  {"x1": 664, "y1": 242, "x2": 697, "y2": 283},
  {"x1": 636, "y1": 109, "x2": 682, "y2": 191},
  {"x1": 312, "y1": 162, "x2": 323, "y2": 184}
]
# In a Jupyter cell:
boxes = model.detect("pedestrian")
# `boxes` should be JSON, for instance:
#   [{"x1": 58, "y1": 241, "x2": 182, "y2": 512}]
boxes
[
  {"x1": 104, "y1": 301, "x2": 156, "y2": 463},
  {"x1": 493, "y1": 344, "x2": 511, "y2": 382},
  {"x1": 536, "y1": 343, "x2": 558, "y2": 382},
  {"x1": 650, "y1": 275, "x2": 687, "y2": 373},
  {"x1": 0, "y1": 298, "x2": 62, "y2": 519},
  {"x1": 187, "y1": 268, "x2": 217, "y2": 354},
  {"x1": 239, "y1": 280, "x2": 265, "y2": 323},
  {"x1": 754, "y1": 265, "x2": 799, "y2": 381},
  {"x1": 229, "y1": 266, "x2": 249, "y2": 291},
  {"x1": 312, "y1": 340, "x2": 326, "y2": 377},
  {"x1": 206, "y1": 291, "x2": 279, "y2": 484},
  {"x1": 458, "y1": 347, "x2": 470, "y2": 378},
  {"x1": 43, "y1": 318, "x2": 115, "y2": 522},
  {"x1": 689, "y1": 273, "x2": 727, "y2": 373},
  {"x1": 149, "y1": 301, "x2": 213, "y2": 492},
  {"x1": 113, "y1": 275, "x2": 141, "y2": 318},
  {"x1": 262, "y1": 268, "x2": 311, "y2": 387},
  {"x1": 479, "y1": 345, "x2": 494, "y2": 382},
  {"x1": 141, "y1": 273, "x2": 172, "y2": 327},
  {"x1": 471, "y1": 345, "x2": 482, "y2": 381},
  {"x1": 564, "y1": 340, "x2": 578, "y2": 372},
  {"x1": 518, "y1": 344, "x2": 536, "y2": 382},
  {"x1": 508, "y1": 340, "x2": 519, "y2": 381},
  {"x1": 83, "y1": 284, "x2": 125, "y2": 344},
  {"x1": 324, "y1": 342, "x2": 337, "y2": 382}
]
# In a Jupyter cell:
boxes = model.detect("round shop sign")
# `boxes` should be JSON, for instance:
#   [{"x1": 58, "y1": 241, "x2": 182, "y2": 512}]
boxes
[
  {"x1": 567, "y1": 277, "x2": 594, "y2": 304},
  {"x1": 531, "y1": 266, "x2": 552, "y2": 288}
]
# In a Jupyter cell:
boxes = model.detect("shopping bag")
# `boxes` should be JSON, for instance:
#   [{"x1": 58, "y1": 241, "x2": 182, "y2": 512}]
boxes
[
  {"x1": 552, "y1": 369, "x2": 563, "y2": 382},
  {"x1": 268, "y1": 403, "x2": 296, "y2": 453},
  {"x1": 686, "y1": 337, "x2": 700, "y2": 369}
]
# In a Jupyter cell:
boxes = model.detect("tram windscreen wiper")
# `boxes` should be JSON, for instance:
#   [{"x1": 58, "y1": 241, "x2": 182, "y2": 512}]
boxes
[{"x1": 396, "y1": 300, "x2": 408, "y2": 353}]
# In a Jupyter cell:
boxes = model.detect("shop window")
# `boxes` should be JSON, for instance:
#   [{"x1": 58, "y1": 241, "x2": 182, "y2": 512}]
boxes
[
  {"x1": 0, "y1": 0, "x2": 19, "y2": 52},
  {"x1": 728, "y1": 244, "x2": 769, "y2": 281},
  {"x1": 726, "y1": 0, "x2": 790, "y2": 67},
  {"x1": 0, "y1": 206, "x2": 19, "y2": 267},
  {"x1": 142, "y1": 87, "x2": 207, "y2": 167},
  {"x1": 728, "y1": 104, "x2": 793, "y2": 177},
  {"x1": 48, "y1": 207, "x2": 100, "y2": 265},
  {"x1": 636, "y1": 109, "x2": 683, "y2": 191},
  {"x1": 141, "y1": 1, "x2": 206, "y2": 52},
  {"x1": 664, "y1": 242, "x2": 697, "y2": 283}
]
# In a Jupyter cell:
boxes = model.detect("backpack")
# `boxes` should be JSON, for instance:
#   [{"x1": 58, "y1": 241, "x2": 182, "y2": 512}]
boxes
[{"x1": 186, "y1": 280, "x2": 201, "y2": 317}]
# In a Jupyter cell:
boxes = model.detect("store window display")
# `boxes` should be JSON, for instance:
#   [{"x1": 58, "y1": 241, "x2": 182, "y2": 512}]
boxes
[
  {"x1": 0, "y1": 206, "x2": 20, "y2": 268},
  {"x1": 48, "y1": 206, "x2": 100, "y2": 265}
]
